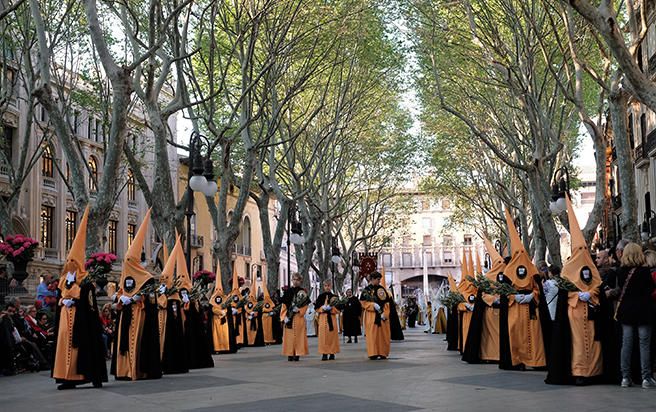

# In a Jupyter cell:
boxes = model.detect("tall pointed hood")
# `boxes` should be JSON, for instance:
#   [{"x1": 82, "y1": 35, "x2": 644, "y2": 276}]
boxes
[
  {"x1": 484, "y1": 237, "x2": 506, "y2": 283},
  {"x1": 447, "y1": 272, "x2": 458, "y2": 292},
  {"x1": 503, "y1": 208, "x2": 538, "y2": 289},
  {"x1": 381, "y1": 266, "x2": 387, "y2": 288},
  {"x1": 466, "y1": 248, "x2": 475, "y2": 278},
  {"x1": 475, "y1": 248, "x2": 482, "y2": 275},
  {"x1": 174, "y1": 240, "x2": 192, "y2": 292},
  {"x1": 230, "y1": 262, "x2": 240, "y2": 294},
  {"x1": 210, "y1": 259, "x2": 227, "y2": 308},
  {"x1": 159, "y1": 235, "x2": 181, "y2": 289},
  {"x1": 120, "y1": 208, "x2": 153, "y2": 297},
  {"x1": 249, "y1": 270, "x2": 257, "y2": 300},
  {"x1": 562, "y1": 195, "x2": 601, "y2": 296},
  {"x1": 260, "y1": 270, "x2": 276, "y2": 312},
  {"x1": 60, "y1": 206, "x2": 89, "y2": 298},
  {"x1": 460, "y1": 250, "x2": 468, "y2": 282}
]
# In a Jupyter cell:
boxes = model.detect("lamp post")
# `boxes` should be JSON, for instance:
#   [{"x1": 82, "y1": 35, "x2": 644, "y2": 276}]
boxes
[
  {"x1": 351, "y1": 251, "x2": 360, "y2": 294},
  {"x1": 185, "y1": 132, "x2": 218, "y2": 274},
  {"x1": 286, "y1": 203, "x2": 304, "y2": 286},
  {"x1": 494, "y1": 239, "x2": 502, "y2": 256},
  {"x1": 549, "y1": 166, "x2": 570, "y2": 215},
  {"x1": 484, "y1": 252, "x2": 491, "y2": 270},
  {"x1": 331, "y1": 236, "x2": 341, "y2": 291}
]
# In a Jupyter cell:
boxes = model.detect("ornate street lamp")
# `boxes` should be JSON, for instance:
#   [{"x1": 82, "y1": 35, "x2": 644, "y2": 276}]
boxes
[
  {"x1": 640, "y1": 209, "x2": 656, "y2": 241},
  {"x1": 286, "y1": 203, "x2": 304, "y2": 286},
  {"x1": 549, "y1": 166, "x2": 570, "y2": 214},
  {"x1": 484, "y1": 252, "x2": 491, "y2": 270},
  {"x1": 331, "y1": 236, "x2": 341, "y2": 291},
  {"x1": 185, "y1": 132, "x2": 218, "y2": 273},
  {"x1": 351, "y1": 251, "x2": 360, "y2": 293}
]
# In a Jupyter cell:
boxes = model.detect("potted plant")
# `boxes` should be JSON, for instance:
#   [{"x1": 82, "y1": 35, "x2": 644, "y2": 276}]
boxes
[
  {"x1": 0, "y1": 235, "x2": 39, "y2": 294},
  {"x1": 85, "y1": 252, "x2": 117, "y2": 295}
]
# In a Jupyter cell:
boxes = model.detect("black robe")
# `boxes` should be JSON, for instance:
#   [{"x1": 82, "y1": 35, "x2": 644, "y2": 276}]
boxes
[
  {"x1": 248, "y1": 311, "x2": 265, "y2": 347},
  {"x1": 389, "y1": 301, "x2": 404, "y2": 341},
  {"x1": 446, "y1": 304, "x2": 459, "y2": 351},
  {"x1": 545, "y1": 288, "x2": 616, "y2": 385},
  {"x1": 498, "y1": 294, "x2": 514, "y2": 370},
  {"x1": 54, "y1": 282, "x2": 108, "y2": 385},
  {"x1": 342, "y1": 296, "x2": 362, "y2": 337},
  {"x1": 461, "y1": 290, "x2": 487, "y2": 364},
  {"x1": 184, "y1": 301, "x2": 214, "y2": 369},
  {"x1": 139, "y1": 294, "x2": 163, "y2": 380},
  {"x1": 534, "y1": 275, "x2": 552, "y2": 363},
  {"x1": 162, "y1": 299, "x2": 188, "y2": 374}
]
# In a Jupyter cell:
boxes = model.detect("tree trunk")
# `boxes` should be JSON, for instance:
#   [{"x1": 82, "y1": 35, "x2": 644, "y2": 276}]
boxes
[
  {"x1": 527, "y1": 168, "x2": 562, "y2": 267},
  {"x1": 610, "y1": 82, "x2": 639, "y2": 242},
  {"x1": 582, "y1": 126, "x2": 609, "y2": 244}
]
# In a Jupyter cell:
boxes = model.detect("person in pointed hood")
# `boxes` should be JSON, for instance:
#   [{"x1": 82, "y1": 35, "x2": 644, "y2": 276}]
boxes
[
  {"x1": 314, "y1": 280, "x2": 340, "y2": 360},
  {"x1": 228, "y1": 264, "x2": 248, "y2": 347},
  {"x1": 259, "y1": 271, "x2": 277, "y2": 345},
  {"x1": 53, "y1": 206, "x2": 108, "y2": 389},
  {"x1": 281, "y1": 272, "x2": 310, "y2": 361},
  {"x1": 360, "y1": 271, "x2": 391, "y2": 360},
  {"x1": 546, "y1": 195, "x2": 610, "y2": 385},
  {"x1": 114, "y1": 208, "x2": 161, "y2": 381},
  {"x1": 499, "y1": 209, "x2": 546, "y2": 370},
  {"x1": 160, "y1": 237, "x2": 188, "y2": 374},
  {"x1": 178, "y1": 247, "x2": 214, "y2": 369},
  {"x1": 244, "y1": 271, "x2": 265, "y2": 347},
  {"x1": 463, "y1": 238, "x2": 505, "y2": 364},
  {"x1": 457, "y1": 250, "x2": 477, "y2": 353},
  {"x1": 157, "y1": 235, "x2": 176, "y2": 360},
  {"x1": 209, "y1": 260, "x2": 238, "y2": 353},
  {"x1": 445, "y1": 272, "x2": 460, "y2": 351}
]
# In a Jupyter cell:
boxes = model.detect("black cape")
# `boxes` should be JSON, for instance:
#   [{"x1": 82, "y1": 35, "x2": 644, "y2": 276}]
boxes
[
  {"x1": 462, "y1": 290, "x2": 487, "y2": 364},
  {"x1": 389, "y1": 300, "x2": 404, "y2": 341},
  {"x1": 184, "y1": 301, "x2": 214, "y2": 369},
  {"x1": 446, "y1": 304, "x2": 459, "y2": 351},
  {"x1": 139, "y1": 294, "x2": 163, "y2": 379},
  {"x1": 162, "y1": 300, "x2": 188, "y2": 374},
  {"x1": 54, "y1": 281, "x2": 108, "y2": 385},
  {"x1": 342, "y1": 296, "x2": 362, "y2": 337}
]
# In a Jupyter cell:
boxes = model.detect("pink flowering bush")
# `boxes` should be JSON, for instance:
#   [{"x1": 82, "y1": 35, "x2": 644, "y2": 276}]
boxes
[
  {"x1": 0, "y1": 235, "x2": 39, "y2": 263},
  {"x1": 85, "y1": 252, "x2": 118, "y2": 275},
  {"x1": 192, "y1": 269, "x2": 216, "y2": 285}
]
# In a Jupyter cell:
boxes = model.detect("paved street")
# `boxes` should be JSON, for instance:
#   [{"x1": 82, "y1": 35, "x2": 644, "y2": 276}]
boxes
[{"x1": 1, "y1": 328, "x2": 653, "y2": 412}]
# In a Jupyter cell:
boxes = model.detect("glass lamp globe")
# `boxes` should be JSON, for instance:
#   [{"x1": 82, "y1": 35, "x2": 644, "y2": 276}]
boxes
[
  {"x1": 289, "y1": 233, "x2": 304, "y2": 245},
  {"x1": 549, "y1": 201, "x2": 559, "y2": 214},
  {"x1": 203, "y1": 180, "x2": 218, "y2": 197},
  {"x1": 331, "y1": 255, "x2": 341, "y2": 264},
  {"x1": 189, "y1": 175, "x2": 208, "y2": 192},
  {"x1": 556, "y1": 197, "x2": 567, "y2": 213}
]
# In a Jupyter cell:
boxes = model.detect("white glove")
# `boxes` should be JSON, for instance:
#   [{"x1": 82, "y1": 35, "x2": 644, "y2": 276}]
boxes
[
  {"x1": 381, "y1": 315, "x2": 387, "y2": 321},
  {"x1": 373, "y1": 303, "x2": 381, "y2": 312},
  {"x1": 120, "y1": 295, "x2": 132, "y2": 305},
  {"x1": 181, "y1": 291, "x2": 190, "y2": 304},
  {"x1": 65, "y1": 271, "x2": 76, "y2": 283},
  {"x1": 522, "y1": 293, "x2": 534, "y2": 304},
  {"x1": 283, "y1": 316, "x2": 290, "y2": 324},
  {"x1": 158, "y1": 284, "x2": 166, "y2": 294},
  {"x1": 231, "y1": 308, "x2": 239, "y2": 315},
  {"x1": 493, "y1": 298, "x2": 500, "y2": 305},
  {"x1": 578, "y1": 291, "x2": 591, "y2": 302},
  {"x1": 268, "y1": 312, "x2": 275, "y2": 317},
  {"x1": 465, "y1": 303, "x2": 474, "y2": 311},
  {"x1": 324, "y1": 305, "x2": 332, "y2": 311},
  {"x1": 62, "y1": 299, "x2": 75, "y2": 308},
  {"x1": 513, "y1": 294, "x2": 524, "y2": 303},
  {"x1": 132, "y1": 294, "x2": 142, "y2": 302},
  {"x1": 292, "y1": 306, "x2": 300, "y2": 313}
]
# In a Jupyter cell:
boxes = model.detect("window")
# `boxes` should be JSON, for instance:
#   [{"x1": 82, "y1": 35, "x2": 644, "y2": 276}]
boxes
[
  {"x1": 87, "y1": 116, "x2": 93, "y2": 140},
  {"x1": 127, "y1": 169, "x2": 136, "y2": 202},
  {"x1": 42, "y1": 144, "x2": 54, "y2": 177},
  {"x1": 108, "y1": 220, "x2": 118, "y2": 255},
  {"x1": 65, "y1": 210, "x2": 77, "y2": 251},
  {"x1": 40, "y1": 106, "x2": 48, "y2": 122},
  {"x1": 127, "y1": 223, "x2": 136, "y2": 246},
  {"x1": 641, "y1": 113, "x2": 647, "y2": 148},
  {"x1": 73, "y1": 111, "x2": 80, "y2": 135},
  {"x1": 88, "y1": 156, "x2": 98, "y2": 191},
  {"x1": 95, "y1": 120, "x2": 101, "y2": 142},
  {"x1": 423, "y1": 235, "x2": 432, "y2": 246},
  {"x1": 2, "y1": 126, "x2": 13, "y2": 165},
  {"x1": 243, "y1": 216, "x2": 251, "y2": 256},
  {"x1": 638, "y1": 43, "x2": 644, "y2": 72},
  {"x1": 66, "y1": 163, "x2": 70, "y2": 182},
  {"x1": 422, "y1": 217, "x2": 432, "y2": 230},
  {"x1": 629, "y1": 113, "x2": 635, "y2": 149},
  {"x1": 463, "y1": 235, "x2": 473, "y2": 246},
  {"x1": 421, "y1": 199, "x2": 430, "y2": 210},
  {"x1": 402, "y1": 252, "x2": 412, "y2": 267},
  {"x1": 443, "y1": 251, "x2": 453, "y2": 264},
  {"x1": 382, "y1": 253, "x2": 392, "y2": 267},
  {"x1": 40, "y1": 205, "x2": 54, "y2": 249},
  {"x1": 443, "y1": 235, "x2": 454, "y2": 247},
  {"x1": 441, "y1": 199, "x2": 451, "y2": 209},
  {"x1": 424, "y1": 252, "x2": 433, "y2": 266}
]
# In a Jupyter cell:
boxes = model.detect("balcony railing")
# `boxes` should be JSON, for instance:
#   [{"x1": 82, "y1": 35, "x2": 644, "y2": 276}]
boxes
[
  {"x1": 0, "y1": 164, "x2": 10, "y2": 176},
  {"x1": 635, "y1": 144, "x2": 645, "y2": 161},
  {"x1": 190, "y1": 234, "x2": 204, "y2": 249}
]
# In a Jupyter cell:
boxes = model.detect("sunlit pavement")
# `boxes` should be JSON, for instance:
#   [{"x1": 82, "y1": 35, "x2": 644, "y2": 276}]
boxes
[{"x1": 1, "y1": 328, "x2": 652, "y2": 411}]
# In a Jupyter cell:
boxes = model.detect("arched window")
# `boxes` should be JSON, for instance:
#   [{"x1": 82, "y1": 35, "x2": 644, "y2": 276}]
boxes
[
  {"x1": 127, "y1": 169, "x2": 136, "y2": 202},
  {"x1": 41, "y1": 144, "x2": 54, "y2": 177},
  {"x1": 88, "y1": 156, "x2": 98, "y2": 191},
  {"x1": 242, "y1": 216, "x2": 251, "y2": 256}
]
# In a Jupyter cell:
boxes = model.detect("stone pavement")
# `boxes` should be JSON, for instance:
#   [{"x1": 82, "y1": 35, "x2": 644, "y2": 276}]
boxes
[{"x1": 1, "y1": 328, "x2": 653, "y2": 411}]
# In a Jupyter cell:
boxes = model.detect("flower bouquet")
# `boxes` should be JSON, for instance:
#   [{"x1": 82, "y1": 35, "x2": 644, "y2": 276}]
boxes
[
  {"x1": 84, "y1": 252, "x2": 117, "y2": 284},
  {"x1": 0, "y1": 235, "x2": 38, "y2": 263},
  {"x1": 192, "y1": 269, "x2": 216, "y2": 286}
]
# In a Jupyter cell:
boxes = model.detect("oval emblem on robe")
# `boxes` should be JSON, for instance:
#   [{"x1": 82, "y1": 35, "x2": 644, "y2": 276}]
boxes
[
  {"x1": 580, "y1": 266, "x2": 593, "y2": 284},
  {"x1": 516, "y1": 266, "x2": 527, "y2": 279},
  {"x1": 215, "y1": 296, "x2": 223, "y2": 305},
  {"x1": 376, "y1": 288, "x2": 387, "y2": 300},
  {"x1": 265, "y1": 303, "x2": 271, "y2": 309},
  {"x1": 232, "y1": 295, "x2": 239, "y2": 303},
  {"x1": 468, "y1": 294, "x2": 475, "y2": 303},
  {"x1": 124, "y1": 276, "x2": 136, "y2": 292},
  {"x1": 247, "y1": 302, "x2": 253, "y2": 309},
  {"x1": 497, "y1": 273, "x2": 505, "y2": 283}
]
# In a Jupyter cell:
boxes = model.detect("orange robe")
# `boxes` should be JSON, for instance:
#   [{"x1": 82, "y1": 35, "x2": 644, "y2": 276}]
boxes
[
  {"x1": 262, "y1": 311, "x2": 275, "y2": 344},
  {"x1": 458, "y1": 302, "x2": 473, "y2": 353},
  {"x1": 157, "y1": 295, "x2": 167, "y2": 359},
  {"x1": 211, "y1": 305, "x2": 232, "y2": 352},
  {"x1": 316, "y1": 297, "x2": 340, "y2": 355},
  {"x1": 480, "y1": 293, "x2": 500, "y2": 362},
  {"x1": 281, "y1": 304, "x2": 309, "y2": 356},
  {"x1": 115, "y1": 301, "x2": 147, "y2": 380},
  {"x1": 507, "y1": 287, "x2": 546, "y2": 368},
  {"x1": 435, "y1": 307, "x2": 447, "y2": 334},
  {"x1": 361, "y1": 300, "x2": 391, "y2": 357},
  {"x1": 245, "y1": 299, "x2": 259, "y2": 346},
  {"x1": 568, "y1": 292, "x2": 602, "y2": 377},
  {"x1": 52, "y1": 284, "x2": 84, "y2": 382}
]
